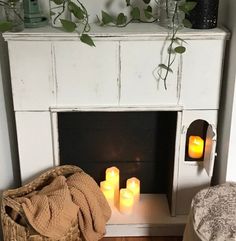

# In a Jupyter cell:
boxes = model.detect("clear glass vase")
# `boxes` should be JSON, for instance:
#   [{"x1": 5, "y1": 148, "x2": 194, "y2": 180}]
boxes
[
  {"x1": 158, "y1": 0, "x2": 185, "y2": 29},
  {"x1": 49, "y1": 1, "x2": 71, "y2": 28},
  {"x1": 4, "y1": 0, "x2": 24, "y2": 32}
]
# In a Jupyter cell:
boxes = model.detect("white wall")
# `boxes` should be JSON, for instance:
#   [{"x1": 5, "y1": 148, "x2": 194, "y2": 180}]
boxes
[
  {"x1": 214, "y1": 0, "x2": 236, "y2": 183},
  {"x1": 39, "y1": 0, "x2": 156, "y2": 23},
  {"x1": 0, "y1": 35, "x2": 21, "y2": 238}
]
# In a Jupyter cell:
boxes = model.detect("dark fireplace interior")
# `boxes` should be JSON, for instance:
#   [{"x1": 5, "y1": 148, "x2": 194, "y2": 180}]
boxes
[{"x1": 58, "y1": 111, "x2": 177, "y2": 195}]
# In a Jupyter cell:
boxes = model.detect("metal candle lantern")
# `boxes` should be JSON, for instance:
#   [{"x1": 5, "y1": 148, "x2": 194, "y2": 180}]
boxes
[{"x1": 186, "y1": 0, "x2": 219, "y2": 29}]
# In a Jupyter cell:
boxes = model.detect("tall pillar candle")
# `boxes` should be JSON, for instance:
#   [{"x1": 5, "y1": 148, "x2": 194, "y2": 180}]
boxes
[
  {"x1": 126, "y1": 177, "x2": 140, "y2": 204},
  {"x1": 106, "y1": 166, "x2": 120, "y2": 204}
]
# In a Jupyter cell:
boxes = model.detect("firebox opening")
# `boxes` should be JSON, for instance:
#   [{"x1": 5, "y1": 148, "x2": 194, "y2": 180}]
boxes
[{"x1": 58, "y1": 111, "x2": 177, "y2": 195}]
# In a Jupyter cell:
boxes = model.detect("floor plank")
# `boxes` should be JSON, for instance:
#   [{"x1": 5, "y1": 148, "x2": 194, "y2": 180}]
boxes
[{"x1": 101, "y1": 237, "x2": 182, "y2": 241}]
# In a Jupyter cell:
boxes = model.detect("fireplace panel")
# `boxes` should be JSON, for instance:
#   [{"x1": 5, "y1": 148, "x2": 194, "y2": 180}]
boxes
[
  {"x1": 58, "y1": 111, "x2": 177, "y2": 194},
  {"x1": 4, "y1": 25, "x2": 228, "y2": 236}
]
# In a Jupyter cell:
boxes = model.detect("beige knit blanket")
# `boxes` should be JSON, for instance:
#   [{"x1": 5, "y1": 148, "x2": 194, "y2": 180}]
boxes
[{"x1": 15, "y1": 170, "x2": 111, "y2": 241}]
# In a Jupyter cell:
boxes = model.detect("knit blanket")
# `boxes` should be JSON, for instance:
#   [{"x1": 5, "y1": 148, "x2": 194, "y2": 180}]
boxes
[{"x1": 15, "y1": 169, "x2": 111, "y2": 241}]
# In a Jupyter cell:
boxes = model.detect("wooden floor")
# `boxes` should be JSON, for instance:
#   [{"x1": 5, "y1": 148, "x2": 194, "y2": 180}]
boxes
[{"x1": 101, "y1": 237, "x2": 182, "y2": 241}]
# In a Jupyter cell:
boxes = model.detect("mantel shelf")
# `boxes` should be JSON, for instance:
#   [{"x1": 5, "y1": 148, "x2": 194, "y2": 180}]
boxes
[{"x1": 3, "y1": 23, "x2": 230, "y2": 41}]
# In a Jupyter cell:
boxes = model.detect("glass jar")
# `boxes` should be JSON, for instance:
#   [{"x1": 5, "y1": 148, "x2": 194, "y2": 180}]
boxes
[
  {"x1": 49, "y1": 1, "x2": 71, "y2": 28},
  {"x1": 4, "y1": 0, "x2": 24, "y2": 32},
  {"x1": 158, "y1": 0, "x2": 185, "y2": 29}
]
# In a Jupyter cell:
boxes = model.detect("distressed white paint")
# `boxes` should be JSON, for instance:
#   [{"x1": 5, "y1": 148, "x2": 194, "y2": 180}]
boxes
[
  {"x1": 3, "y1": 24, "x2": 229, "y2": 41},
  {"x1": 3, "y1": 24, "x2": 228, "y2": 235},
  {"x1": 54, "y1": 41, "x2": 119, "y2": 107},
  {"x1": 180, "y1": 40, "x2": 226, "y2": 109},
  {"x1": 15, "y1": 112, "x2": 54, "y2": 182},
  {"x1": 176, "y1": 110, "x2": 218, "y2": 215},
  {"x1": 8, "y1": 42, "x2": 55, "y2": 111},
  {"x1": 171, "y1": 111, "x2": 182, "y2": 216},
  {"x1": 120, "y1": 41, "x2": 179, "y2": 106}
]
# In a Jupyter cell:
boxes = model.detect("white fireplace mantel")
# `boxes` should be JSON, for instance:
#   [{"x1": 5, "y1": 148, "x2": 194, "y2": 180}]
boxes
[{"x1": 3, "y1": 24, "x2": 229, "y2": 236}]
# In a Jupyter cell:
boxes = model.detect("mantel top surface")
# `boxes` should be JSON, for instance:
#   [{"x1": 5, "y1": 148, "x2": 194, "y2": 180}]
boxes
[{"x1": 3, "y1": 23, "x2": 230, "y2": 41}]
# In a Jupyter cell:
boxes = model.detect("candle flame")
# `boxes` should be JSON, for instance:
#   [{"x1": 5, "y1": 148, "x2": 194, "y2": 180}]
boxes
[{"x1": 111, "y1": 170, "x2": 115, "y2": 176}]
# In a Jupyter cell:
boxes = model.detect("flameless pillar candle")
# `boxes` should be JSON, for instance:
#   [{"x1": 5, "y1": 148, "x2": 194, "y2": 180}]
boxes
[
  {"x1": 106, "y1": 166, "x2": 120, "y2": 203},
  {"x1": 126, "y1": 177, "x2": 140, "y2": 204},
  {"x1": 119, "y1": 188, "x2": 134, "y2": 215},
  {"x1": 188, "y1": 136, "x2": 204, "y2": 159},
  {"x1": 100, "y1": 181, "x2": 115, "y2": 207}
]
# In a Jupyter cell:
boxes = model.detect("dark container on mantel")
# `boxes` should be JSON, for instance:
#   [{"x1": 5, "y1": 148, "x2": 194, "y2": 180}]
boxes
[{"x1": 186, "y1": 0, "x2": 219, "y2": 29}]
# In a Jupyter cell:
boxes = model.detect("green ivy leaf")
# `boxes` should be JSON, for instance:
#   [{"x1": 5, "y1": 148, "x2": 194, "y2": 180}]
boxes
[
  {"x1": 179, "y1": 2, "x2": 197, "y2": 14},
  {"x1": 158, "y1": 64, "x2": 173, "y2": 73},
  {"x1": 185, "y1": 1, "x2": 197, "y2": 11},
  {"x1": 131, "y1": 7, "x2": 140, "y2": 20},
  {"x1": 174, "y1": 46, "x2": 186, "y2": 54},
  {"x1": 126, "y1": 0, "x2": 130, "y2": 6},
  {"x1": 51, "y1": 0, "x2": 64, "y2": 5},
  {"x1": 101, "y1": 11, "x2": 114, "y2": 25},
  {"x1": 183, "y1": 18, "x2": 192, "y2": 28},
  {"x1": 116, "y1": 13, "x2": 127, "y2": 25},
  {"x1": 80, "y1": 34, "x2": 95, "y2": 47},
  {"x1": 60, "y1": 19, "x2": 77, "y2": 32},
  {"x1": 143, "y1": 0, "x2": 151, "y2": 4},
  {"x1": 68, "y1": 2, "x2": 84, "y2": 20},
  {"x1": 0, "y1": 21, "x2": 13, "y2": 32}
]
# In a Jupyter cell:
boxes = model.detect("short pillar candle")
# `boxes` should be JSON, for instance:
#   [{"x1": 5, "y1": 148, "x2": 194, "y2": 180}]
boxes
[
  {"x1": 126, "y1": 177, "x2": 140, "y2": 204},
  {"x1": 100, "y1": 180, "x2": 115, "y2": 207},
  {"x1": 119, "y1": 188, "x2": 134, "y2": 215},
  {"x1": 106, "y1": 166, "x2": 120, "y2": 203},
  {"x1": 188, "y1": 136, "x2": 204, "y2": 159}
]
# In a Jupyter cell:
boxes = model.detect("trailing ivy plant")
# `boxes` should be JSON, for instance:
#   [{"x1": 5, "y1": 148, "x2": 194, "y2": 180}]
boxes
[
  {"x1": 0, "y1": 0, "x2": 94, "y2": 46},
  {"x1": 98, "y1": 0, "x2": 196, "y2": 90},
  {"x1": 98, "y1": 0, "x2": 158, "y2": 27},
  {"x1": 156, "y1": 0, "x2": 197, "y2": 89},
  {"x1": 50, "y1": 0, "x2": 95, "y2": 46}
]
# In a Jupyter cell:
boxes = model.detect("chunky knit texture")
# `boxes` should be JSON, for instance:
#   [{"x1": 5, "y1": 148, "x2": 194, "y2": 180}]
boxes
[
  {"x1": 67, "y1": 172, "x2": 112, "y2": 241},
  {"x1": 14, "y1": 170, "x2": 111, "y2": 241}
]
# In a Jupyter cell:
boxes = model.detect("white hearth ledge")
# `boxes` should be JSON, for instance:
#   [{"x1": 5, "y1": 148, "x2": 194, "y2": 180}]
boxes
[{"x1": 106, "y1": 194, "x2": 187, "y2": 237}]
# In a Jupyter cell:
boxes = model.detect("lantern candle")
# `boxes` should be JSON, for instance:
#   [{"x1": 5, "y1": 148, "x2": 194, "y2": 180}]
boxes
[
  {"x1": 100, "y1": 180, "x2": 115, "y2": 207},
  {"x1": 126, "y1": 177, "x2": 140, "y2": 204},
  {"x1": 106, "y1": 166, "x2": 120, "y2": 204},
  {"x1": 188, "y1": 136, "x2": 204, "y2": 159},
  {"x1": 119, "y1": 188, "x2": 134, "y2": 215}
]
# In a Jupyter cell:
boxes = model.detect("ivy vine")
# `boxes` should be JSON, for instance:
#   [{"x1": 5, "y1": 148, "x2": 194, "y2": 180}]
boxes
[
  {"x1": 50, "y1": 0, "x2": 95, "y2": 46},
  {"x1": 156, "y1": 0, "x2": 196, "y2": 89},
  {"x1": 98, "y1": 0, "x2": 196, "y2": 89},
  {"x1": 0, "y1": 0, "x2": 196, "y2": 89}
]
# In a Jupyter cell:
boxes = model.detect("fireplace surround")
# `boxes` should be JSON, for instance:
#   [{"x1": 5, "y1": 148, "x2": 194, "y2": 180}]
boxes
[{"x1": 3, "y1": 23, "x2": 229, "y2": 236}]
